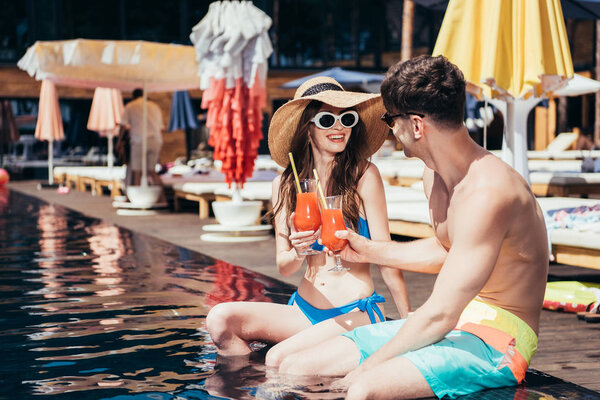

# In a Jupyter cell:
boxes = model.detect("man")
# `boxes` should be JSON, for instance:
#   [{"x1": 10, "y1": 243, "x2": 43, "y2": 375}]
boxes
[
  {"x1": 120, "y1": 88, "x2": 165, "y2": 189},
  {"x1": 277, "y1": 55, "x2": 549, "y2": 399}
]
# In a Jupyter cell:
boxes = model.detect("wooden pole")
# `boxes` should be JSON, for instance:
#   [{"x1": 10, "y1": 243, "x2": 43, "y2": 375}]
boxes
[
  {"x1": 595, "y1": 19, "x2": 600, "y2": 147},
  {"x1": 352, "y1": 0, "x2": 360, "y2": 68},
  {"x1": 142, "y1": 82, "x2": 148, "y2": 188},
  {"x1": 272, "y1": 0, "x2": 279, "y2": 67},
  {"x1": 401, "y1": 0, "x2": 415, "y2": 62},
  {"x1": 558, "y1": 96, "x2": 568, "y2": 134}
]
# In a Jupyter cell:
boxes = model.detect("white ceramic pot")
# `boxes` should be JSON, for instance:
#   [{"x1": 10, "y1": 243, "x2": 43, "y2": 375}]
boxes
[
  {"x1": 212, "y1": 200, "x2": 262, "y2": 226},
  {"x1": 126, "y1": 186, "x2": 162, "y2": 208}
]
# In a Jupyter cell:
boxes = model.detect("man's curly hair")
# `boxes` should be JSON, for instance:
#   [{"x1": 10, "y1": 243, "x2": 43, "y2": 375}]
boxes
[{"x1": 381, "y1": 55, "x2": 466, "y2": 129}]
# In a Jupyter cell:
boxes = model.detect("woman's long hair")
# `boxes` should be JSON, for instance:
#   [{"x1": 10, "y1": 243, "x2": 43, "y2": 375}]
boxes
[{"x1": 267, "y1": 100, "x2": 370, "y2": 233}]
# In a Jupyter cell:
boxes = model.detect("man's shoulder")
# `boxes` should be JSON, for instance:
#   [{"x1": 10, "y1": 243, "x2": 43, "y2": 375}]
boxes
[
  {"x1": 460, "y1": 165, "x2": 521, "y2": 208},
  {"x1": 124, "y1": 99, "x2": 141, "y2": 110}
]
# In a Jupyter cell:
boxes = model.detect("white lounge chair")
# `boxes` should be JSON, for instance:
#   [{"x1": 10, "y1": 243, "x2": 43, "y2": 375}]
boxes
[
  {"x1": 386, "y1": 195, "x2": 600, "y2": 270},
  {"x1": 54, "y1": 166, "x2": 126, "y2": 197},
  {"x1": 530, "y1": 171, "x2": 600, "y2": 197},
  {"x1": 172, "y1": 174, "x2": 276, "y2": 219}
]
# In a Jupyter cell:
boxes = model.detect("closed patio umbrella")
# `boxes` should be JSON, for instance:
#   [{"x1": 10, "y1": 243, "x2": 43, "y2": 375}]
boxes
[
  {"x1": 18, "y1": 39, "x2": 200, "y2": 192},
  {"x1": 190, "y1": 1, "x2": 272, "y2": 195},
  {"x1": 168, "y1": 91, "x2": 198, "y2": 161},
  {"x1": 0, "y1": 100, "x2": 19, "y2": 165},
  {"x1": 87, "y1": 87, "x2": 124, "y2": 168},
  {"x1": 35, "y1": 80, "x2": 65, "y2": 186},
  {"x1": 433, "y1": 0, "x2": 573, "y2": 182}
]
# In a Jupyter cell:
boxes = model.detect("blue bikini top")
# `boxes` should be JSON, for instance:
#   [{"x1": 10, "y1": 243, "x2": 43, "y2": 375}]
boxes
[
  {"x1": 312, "y1": 216, "x2": 370, "y2": 251},
  {"x1": 357, "y1": 216, "x2": 371, "y2": 239}
]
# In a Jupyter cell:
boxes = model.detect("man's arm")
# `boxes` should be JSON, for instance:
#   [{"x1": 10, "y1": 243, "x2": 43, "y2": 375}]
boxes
[
  {"x1": 336, "y1": 164, "x2": 447, "y2": 274},
  {"x1": 336, "y1": 231, "x2": 449, "y2": 274},
  {"x1": 342, "y1": 190, "x2": 511, "y2": 379}
]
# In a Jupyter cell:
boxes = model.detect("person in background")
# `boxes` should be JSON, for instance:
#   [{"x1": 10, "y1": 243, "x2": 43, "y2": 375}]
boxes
[{"x1": 120, "y1": 88, "x2": 165, "y2": 194}]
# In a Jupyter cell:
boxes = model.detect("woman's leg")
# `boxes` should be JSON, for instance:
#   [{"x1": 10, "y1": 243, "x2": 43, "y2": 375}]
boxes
[
  {"x1": 278, "y1": 334, "x2": 361, "y2": 377},
  {"x1": 266, "y1": 310, "x2": 372, "y2": 367},
  {"x1": 206, "y1": 301, "x2": 312, "y2": 356}
]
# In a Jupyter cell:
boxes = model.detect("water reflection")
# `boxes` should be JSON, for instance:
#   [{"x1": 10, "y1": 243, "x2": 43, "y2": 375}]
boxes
[{"x1": 1, "y1": 190, "x2": 294, "y2": 399}]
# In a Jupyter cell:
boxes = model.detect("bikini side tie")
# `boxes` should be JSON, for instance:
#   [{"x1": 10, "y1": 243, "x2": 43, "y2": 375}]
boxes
[{"x1": 357, "y1": 294, "x2": 386, "y2": 323}]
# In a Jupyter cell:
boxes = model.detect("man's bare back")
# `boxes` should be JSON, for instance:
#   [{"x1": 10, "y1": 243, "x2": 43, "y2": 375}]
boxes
[{"x1": 424, "y1": 150, "x2": 549, "y2": 332}]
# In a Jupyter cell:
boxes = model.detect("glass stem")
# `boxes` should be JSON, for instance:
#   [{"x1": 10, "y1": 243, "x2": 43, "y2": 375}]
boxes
[{"x1": 334, "y1": 253, "x2": 342, "y2": 267}]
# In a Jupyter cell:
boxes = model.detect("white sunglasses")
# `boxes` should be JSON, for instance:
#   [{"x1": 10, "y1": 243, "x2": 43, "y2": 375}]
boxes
[{"x1": 310, "y1": 111, "x2": 359, "y2": 129}]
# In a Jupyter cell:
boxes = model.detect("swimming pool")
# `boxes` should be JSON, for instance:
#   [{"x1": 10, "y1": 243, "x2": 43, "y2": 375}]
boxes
[
  {"x1": 0, "y1": 189, "x2": 300, "y2": 399},
  {"x1": 2, "y1": 188, "x2": 599, "y2": 400}
]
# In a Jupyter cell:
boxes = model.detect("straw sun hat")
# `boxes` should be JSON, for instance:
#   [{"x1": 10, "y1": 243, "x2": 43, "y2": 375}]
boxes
[{"x1": 268, "y1": 76, "x2": 388, "y2": 167}]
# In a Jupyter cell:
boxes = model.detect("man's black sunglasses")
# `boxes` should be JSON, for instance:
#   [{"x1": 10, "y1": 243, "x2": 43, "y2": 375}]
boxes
[{"x1": 381, "y1": 111, "x2": 425, "y2": 129}]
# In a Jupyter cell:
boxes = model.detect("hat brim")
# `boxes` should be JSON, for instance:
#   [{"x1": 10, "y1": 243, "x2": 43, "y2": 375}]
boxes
[{"x1": 268, "y1": 91, "x2": 389, "y2": 167}]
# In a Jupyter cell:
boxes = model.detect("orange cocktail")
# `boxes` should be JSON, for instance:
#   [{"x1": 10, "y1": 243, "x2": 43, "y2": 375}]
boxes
[
  {"x1": 320, "y1": 195, "x2": 349, "y2": 271},
  {"x1": 320, "y1": 208, "x2": 347, "y2": 251},
  {"x1": 294, "y1": 191, "x2": 322, "y2": 231}
]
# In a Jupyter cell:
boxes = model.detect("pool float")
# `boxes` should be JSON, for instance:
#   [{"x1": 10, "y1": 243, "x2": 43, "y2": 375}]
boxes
[
  {"x1": 0, "y1": 168, "x2": 9, "y2": 186},
  {"x1": 543, "y1": 281, "x2": 600, "y2": 313}
]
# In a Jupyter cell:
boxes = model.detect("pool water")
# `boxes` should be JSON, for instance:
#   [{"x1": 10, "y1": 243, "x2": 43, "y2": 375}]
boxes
[
  {"x1": 0, "y1": 190, "x2": 301, "y2": 399},
  {"x1": 2, "y1": 188, "x2": 598, "y2": 400}
]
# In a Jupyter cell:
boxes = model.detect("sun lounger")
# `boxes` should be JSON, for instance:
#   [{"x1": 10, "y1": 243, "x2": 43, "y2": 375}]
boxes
[
  {"x1": 528, "y1": 159, "x2": 583, "y2": 172},
  {"x1": 530, "y1": 171, "x2": 600, "y2": 197},
  {"x1": 213, "y1": 181, "x2": 273, "y2": 213},
  {"x1": 172, "y1": 173, "x2": 276, "y2": 219},
  {"x1": 541, "y1": 197, "x2": 600, "y2": 269},
  {"x1": 372, "y1": 158, "x2": 425, "y2": 186},
  {"x1": 254, "y1": 155, "x2": 284, "y2": 172},
  {"x1": 172, "y1": 181, "x2": 228, "y2": 218},
  {"x1": 374, "y1": 154, "x2": 599, "y2": 197},
  {"x1": 527, "y1": 149, "x2": 600, "y2": 160},
  {"x1": 53, "y1": 166, "x2": 126, "y2": 197},
  {"x1": 386, "y1": 195, "x2": 600, "y2": 270}
]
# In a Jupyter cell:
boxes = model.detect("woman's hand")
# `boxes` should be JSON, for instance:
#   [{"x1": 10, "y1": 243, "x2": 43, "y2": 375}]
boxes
[{"x1": 288, "y1": 212, "x2": 320, "y2": 258}]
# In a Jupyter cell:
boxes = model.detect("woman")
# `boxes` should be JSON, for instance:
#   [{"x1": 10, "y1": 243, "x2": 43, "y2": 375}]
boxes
[{"x1": 206, "y1": 77, "x2": 410, "y2": 366}]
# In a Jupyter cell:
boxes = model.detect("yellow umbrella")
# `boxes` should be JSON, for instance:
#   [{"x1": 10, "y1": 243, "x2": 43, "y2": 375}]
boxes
[{"x1": 433, "y1": 0, "x2": 574, "y2": 181}]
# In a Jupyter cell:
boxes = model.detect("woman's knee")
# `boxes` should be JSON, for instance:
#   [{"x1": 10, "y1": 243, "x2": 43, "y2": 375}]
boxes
[
  {"x1": 265, "y1": 343, "x2": 287, "y2": 367},
  {"x1": 206, "y1": 303, "x2": 238, "y2": 341}
]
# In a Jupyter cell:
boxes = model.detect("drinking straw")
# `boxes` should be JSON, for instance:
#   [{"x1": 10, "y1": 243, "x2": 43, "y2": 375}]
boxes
[
  {"x1": 288, "y1": 152, "x2": 302, "y2": 192},
  {"x1": 312, "y1": 168, "x2": 328, "y2": 209}
]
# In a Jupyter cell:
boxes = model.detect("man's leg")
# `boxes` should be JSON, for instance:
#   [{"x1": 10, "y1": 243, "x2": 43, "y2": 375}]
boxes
[{"x1": 345, "y1": 357, "x2": 434, "y2": 400}]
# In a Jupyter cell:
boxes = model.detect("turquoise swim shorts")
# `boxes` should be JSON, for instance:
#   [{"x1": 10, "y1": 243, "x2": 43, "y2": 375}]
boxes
[{"x1": 341, "y1": 319, "x2": 519, "y2": 399}]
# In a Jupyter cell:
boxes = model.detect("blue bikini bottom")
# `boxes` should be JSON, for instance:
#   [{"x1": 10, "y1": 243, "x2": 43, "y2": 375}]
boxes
[{"x1": 288, "y1": 290, "x2": 385, "y2": 325}]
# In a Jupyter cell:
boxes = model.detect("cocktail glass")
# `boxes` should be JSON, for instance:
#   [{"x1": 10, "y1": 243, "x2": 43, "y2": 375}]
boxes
[
  {"x1": 320, "y1": 195, "x2": 349, "y2": 271},
  {"x1": 294, "y1": 179, "x2": 322, "y2": 255}
]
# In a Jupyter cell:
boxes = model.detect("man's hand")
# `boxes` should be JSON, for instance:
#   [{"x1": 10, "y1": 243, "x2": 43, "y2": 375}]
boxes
[{"x1": 321, "y1": 229, "x2": 371, "y2": 264}]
